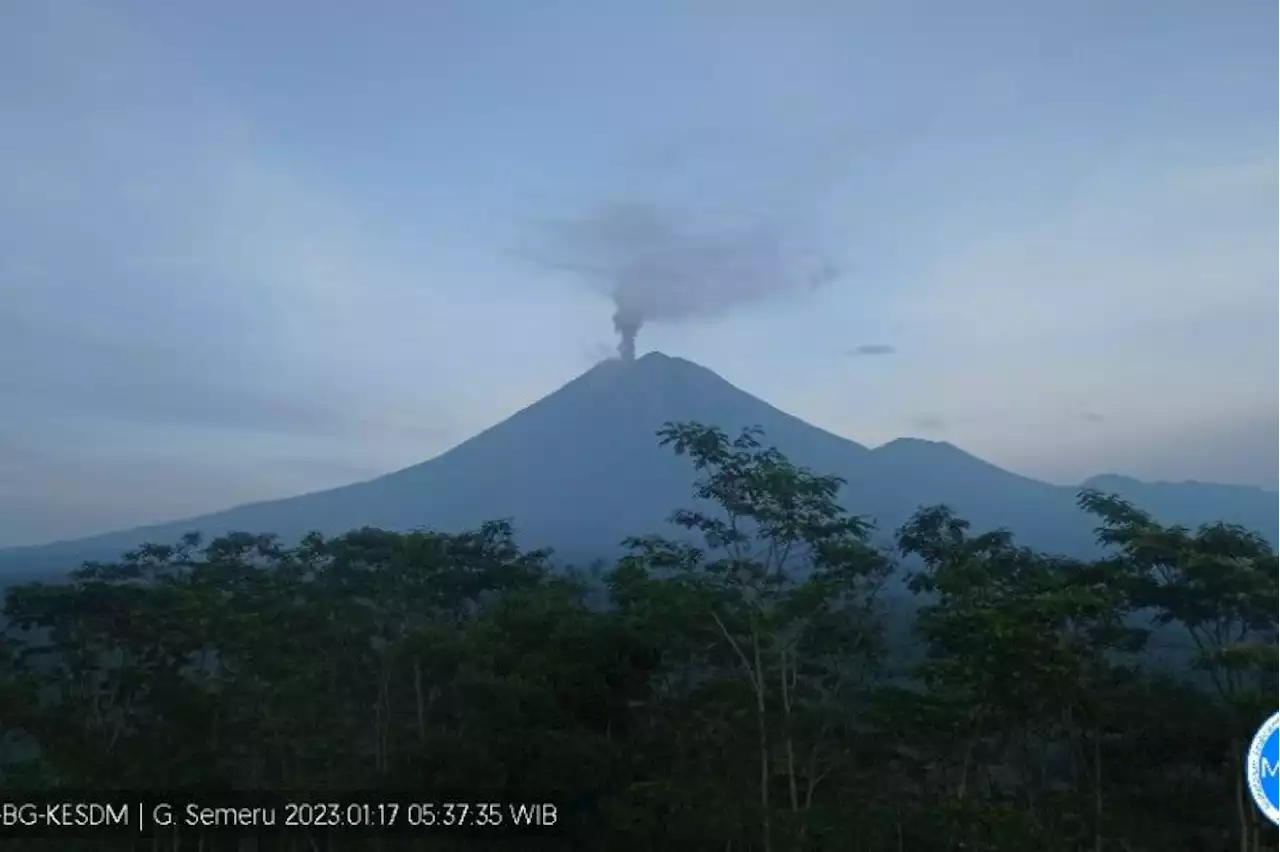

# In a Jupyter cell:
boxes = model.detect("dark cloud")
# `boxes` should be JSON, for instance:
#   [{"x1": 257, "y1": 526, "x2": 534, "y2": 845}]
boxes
[
  {"x1": 0, "y1": 244, "x2": 457, "y2": 549},
  {"x1": 909, "y1": 414, "x2": 950, "y2": 434},
  {"x1": 848, "y1": 343, "x2": 896, "y2": 357},
  {"x1": 0, "y1": 320, "x2": 449, "y2": 444},
  {"x1": 1080, "y1": 411, "x2": 1105, "y2": 423},
  {"x1": 1113, "y1": 410, "x2": 1278, "y2": 490},
  {"x1": 0, "y1": 447, "x2": 392, "y2": 547}
]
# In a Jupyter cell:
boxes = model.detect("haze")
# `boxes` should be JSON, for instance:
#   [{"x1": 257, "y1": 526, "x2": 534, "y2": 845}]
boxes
[{"x1": 1, "y1": 1, "x2": 1276, "y2": 548}]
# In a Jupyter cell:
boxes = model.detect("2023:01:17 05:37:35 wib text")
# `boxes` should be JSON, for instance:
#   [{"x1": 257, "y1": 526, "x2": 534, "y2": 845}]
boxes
[{"x1": 0, "y1": 798, "x2": 561, "y2": 835}]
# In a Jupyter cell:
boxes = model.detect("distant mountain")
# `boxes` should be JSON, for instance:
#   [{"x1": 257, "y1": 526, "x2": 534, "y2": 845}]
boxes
[
  {"x1": 1078, "y1": 474, "x2": 1276, "y2": 542},
  {"x1": 1, "y1": 352, "x2": 1275, "y2": 581}
]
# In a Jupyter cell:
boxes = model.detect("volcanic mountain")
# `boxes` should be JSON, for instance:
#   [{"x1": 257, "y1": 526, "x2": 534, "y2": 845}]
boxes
[{"x1": 1, "y1": 352, "x2": 1275, "y2": 580}]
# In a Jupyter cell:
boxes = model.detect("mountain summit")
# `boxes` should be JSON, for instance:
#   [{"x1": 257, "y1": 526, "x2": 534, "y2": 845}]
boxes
[{"x1": 1, "y1": 352, "x2": 1275, "y2": 578}]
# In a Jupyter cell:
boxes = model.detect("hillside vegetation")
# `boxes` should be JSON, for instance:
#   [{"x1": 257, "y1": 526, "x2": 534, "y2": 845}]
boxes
[{"x1": 1, "y1": 423, "x2": 1275, "y2": 851}]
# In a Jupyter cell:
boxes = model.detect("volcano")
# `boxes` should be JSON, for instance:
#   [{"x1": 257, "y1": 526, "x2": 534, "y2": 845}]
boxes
[{"x1": 1, "y1": 352, "x2": 1275, "y2": 580}]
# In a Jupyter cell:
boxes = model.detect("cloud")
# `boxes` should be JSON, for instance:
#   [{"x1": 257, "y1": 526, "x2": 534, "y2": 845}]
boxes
[
  {"x1": 1175, "y1": 156, "x2": 1278, "y2": 196},
  {"x1": 0, "y1": 3, "x2": 486, "y2": 544},
  {"x1": 0, "y1": 441, "x2": 393, "y2": 547},
  {"x1": 580, "y1": 340, "x2": 620, "y2": 365},
  {"x1": 849, "y1": 140, "x2": 1277, "y2": 486},
  {"x1": 528, "y1": 201, "x2": 839, "y2": 357},
  {"x1": 908, "y1": 415, "x2": 950, "y2": 434},
  {"x1": 848, "y1": 343, "x2": 896, "y2": 357}
]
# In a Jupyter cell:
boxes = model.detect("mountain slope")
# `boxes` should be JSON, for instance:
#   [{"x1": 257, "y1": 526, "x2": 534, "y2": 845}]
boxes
[
  {"x1": 0, "y1": 354, "x2": 872, "y2": 576},
  {"x1": 857, "y1": 437, "x2": 1099, "y2": 556},
  {"x1": 1, "y1": 352, "x2": 1275, "y2": 580}
]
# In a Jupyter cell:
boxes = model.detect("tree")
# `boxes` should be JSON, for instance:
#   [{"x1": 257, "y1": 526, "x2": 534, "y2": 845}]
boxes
[
  {"x1": 897, "y1": 505, "x2": 1147, "y2": 850},
  {"x1": 615, "y1": 423, "x2": 893, "y2": 851},
  {"x1": 1079, "y1": 491, "x2": 1279, "y2": 852}
]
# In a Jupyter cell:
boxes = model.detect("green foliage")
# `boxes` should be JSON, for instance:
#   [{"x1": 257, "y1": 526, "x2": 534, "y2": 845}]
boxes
[{"x1": 0, "y1": 424, "x2": 1274, "y2": 851}]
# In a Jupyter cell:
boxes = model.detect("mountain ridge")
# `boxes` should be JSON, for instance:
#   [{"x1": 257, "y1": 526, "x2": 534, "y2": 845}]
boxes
[{"x1": 1, "y1": 351, "x2": 1274, "y2": 579}]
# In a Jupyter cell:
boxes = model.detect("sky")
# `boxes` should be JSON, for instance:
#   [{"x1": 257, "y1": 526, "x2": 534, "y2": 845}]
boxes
[{"x1": 1, "y1": 0, "x2": 1276, "y2": 547}]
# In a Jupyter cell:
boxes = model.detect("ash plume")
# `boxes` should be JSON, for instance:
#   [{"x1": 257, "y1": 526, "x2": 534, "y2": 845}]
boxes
[
  {"x1": 529, "y1": 201, "x2": 839, "y2": 360},
  {"x1": 613, "y1": 308, "x2": 640, "y2": 362}
]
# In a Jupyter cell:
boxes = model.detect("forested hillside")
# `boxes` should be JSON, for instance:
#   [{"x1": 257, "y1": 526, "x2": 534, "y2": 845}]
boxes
[{"x1": 1, "y1": 423, "x2": 1275, "y2": 851}]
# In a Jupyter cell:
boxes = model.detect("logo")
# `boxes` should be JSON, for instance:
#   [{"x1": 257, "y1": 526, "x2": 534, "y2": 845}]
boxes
[{"x1": 1246, "y1": 711, "x2": 1280, "y2": 826}]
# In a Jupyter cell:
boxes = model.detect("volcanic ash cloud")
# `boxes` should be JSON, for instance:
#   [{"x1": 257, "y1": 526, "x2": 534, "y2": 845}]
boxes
[{"x1": 533, "y1": 202, "x2": 838, "y2": 361}]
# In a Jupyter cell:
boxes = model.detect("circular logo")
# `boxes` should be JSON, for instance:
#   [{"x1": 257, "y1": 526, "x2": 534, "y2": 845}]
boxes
[{"x1": 1246, "y1": 711, "x2": 1280, "y2": 826}]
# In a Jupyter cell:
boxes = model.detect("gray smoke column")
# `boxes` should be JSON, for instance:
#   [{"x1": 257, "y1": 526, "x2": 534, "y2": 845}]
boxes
[
  {"x1": 613, "y1": 308, "x2": 640, "y2": 362},
  {"x1": 532, "y1": 202, "x2": 838, "y2": 359}
]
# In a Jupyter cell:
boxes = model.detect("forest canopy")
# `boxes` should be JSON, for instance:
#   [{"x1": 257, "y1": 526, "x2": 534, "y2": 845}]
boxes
[{"x1": 0, "y1": 422, "x2": 1275, "y2": 851}]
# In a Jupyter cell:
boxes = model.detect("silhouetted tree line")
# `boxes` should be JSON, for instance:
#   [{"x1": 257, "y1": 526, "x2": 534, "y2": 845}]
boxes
[{"x1": 0, "y1": 423, "x2": 1275, "y2": 851}]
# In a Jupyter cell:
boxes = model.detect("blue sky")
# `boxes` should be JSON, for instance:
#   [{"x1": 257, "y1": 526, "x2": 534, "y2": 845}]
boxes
[{"x1": 1, "y1": 0, "x2": 1276, "y2": 546}]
